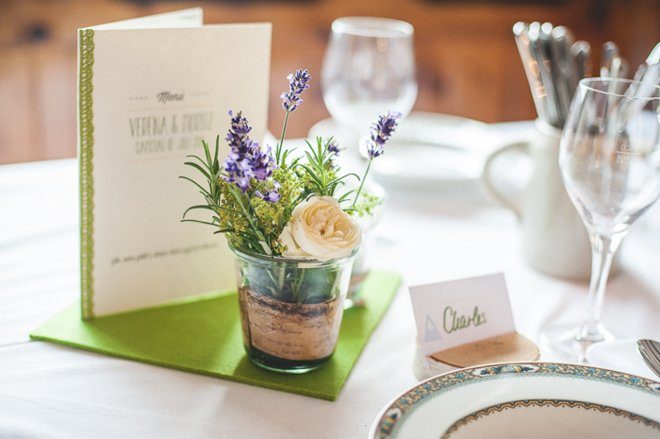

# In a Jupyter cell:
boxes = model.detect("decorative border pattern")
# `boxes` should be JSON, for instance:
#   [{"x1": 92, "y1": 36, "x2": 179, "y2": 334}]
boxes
[
  {"x1": 79, "y1": 28, "x2": 95, "y2": 320},
  {"x1": 442, "y1": 399, "x2": 660, "y2": 438},
  {"x1": 374, "y1": 362, "x2": 660, "y2": 438}
]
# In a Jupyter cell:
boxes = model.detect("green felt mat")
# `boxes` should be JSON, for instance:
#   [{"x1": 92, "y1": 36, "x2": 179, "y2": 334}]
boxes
[{"x1": 30, "y1": 270, "x2": 400, "y2": 401}]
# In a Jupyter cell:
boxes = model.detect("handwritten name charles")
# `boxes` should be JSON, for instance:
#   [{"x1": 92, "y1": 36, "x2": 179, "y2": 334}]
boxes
[{"x1": 443, "y1": 305, "x2": 487, "y2": 333}]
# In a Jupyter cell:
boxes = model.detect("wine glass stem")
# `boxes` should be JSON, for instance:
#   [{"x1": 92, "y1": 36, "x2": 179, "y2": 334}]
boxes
[{"x1": 580, "y1": 232, "x2": 624, "y2": 340}]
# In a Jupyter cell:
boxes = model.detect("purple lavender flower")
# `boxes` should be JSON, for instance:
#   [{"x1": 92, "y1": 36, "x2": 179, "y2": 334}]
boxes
[
  {"x1": 327, "y1": 139, "x2": 340, "y2": 155},
  {"x1": 256, "y1": 190, "x2": 281, "y2": 203},
  {"x1": 281, "y1": 69, "x2": 311, "y2": 112},
  {"x1": 366, "y1": 111, "x2": 402, "y2": 159},
  {"x1": 223, "y1": 110, "x2": 278, "y2": 201},
  {"x1": 225, "y1": 110, "x2": 252, "y2": 158},
  {"x1": 256, "y1": 182, "x2": 281, "y2": 203},
  {"x1": 248, "y1": 145, "x2": 275, "y2": 181}
]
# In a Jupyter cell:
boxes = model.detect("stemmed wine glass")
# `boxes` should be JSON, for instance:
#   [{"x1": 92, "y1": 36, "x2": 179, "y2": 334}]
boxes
[
  {"x1": 321, "y1": 17, "x2": 417, "y2": 149},
  {"x1": 542, "y1": 78, "x2": 660, "y2": 361}
]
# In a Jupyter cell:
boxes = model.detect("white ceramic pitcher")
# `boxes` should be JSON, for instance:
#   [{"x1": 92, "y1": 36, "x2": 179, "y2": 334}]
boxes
[{"x1": 481, "y1": 119, "x2": 591, "y2": 280}]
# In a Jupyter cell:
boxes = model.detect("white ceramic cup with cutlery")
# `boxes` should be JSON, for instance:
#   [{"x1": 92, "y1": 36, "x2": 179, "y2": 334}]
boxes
[{"x1": 480, "y1": 119, "x2": 591, "y2": 279}]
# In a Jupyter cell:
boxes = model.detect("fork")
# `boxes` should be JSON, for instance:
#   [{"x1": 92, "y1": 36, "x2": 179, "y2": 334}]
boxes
[{"x1": 637, "y1": 339, "x2": 660, "y2": 379}]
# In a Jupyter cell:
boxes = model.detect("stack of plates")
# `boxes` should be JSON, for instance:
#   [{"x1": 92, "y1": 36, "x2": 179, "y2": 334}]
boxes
[
  {"x1": 370, "y1": 362, "x2": 660, "y2": 438},
  {"x1": 308, "y1": 112, "x2": 507, "y2": 188}
]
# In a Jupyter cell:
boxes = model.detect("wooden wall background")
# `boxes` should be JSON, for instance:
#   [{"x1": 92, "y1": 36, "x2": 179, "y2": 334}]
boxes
[{"x1": 0, "y1": 0, "x2": 658, "y2": 164}]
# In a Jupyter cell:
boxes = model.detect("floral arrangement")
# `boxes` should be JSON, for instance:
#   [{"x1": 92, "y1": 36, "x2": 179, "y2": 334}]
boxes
[
  {"x1": 181, "y1": 69, "x2": 400, "y2": 262},
  {"x1": 181, "y1": 69, "x2": 400, "y2": 370}
]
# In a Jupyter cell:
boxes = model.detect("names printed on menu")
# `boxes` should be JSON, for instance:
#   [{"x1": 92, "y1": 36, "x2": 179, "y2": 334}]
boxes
[{"x1": 128, "y1": 90, "x2": 214, "y2": 157}]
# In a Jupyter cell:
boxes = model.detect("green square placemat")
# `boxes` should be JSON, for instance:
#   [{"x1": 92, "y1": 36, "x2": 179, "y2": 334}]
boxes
[{"x1": 30, "y1": 270, "x2": 400, "y2": 401}]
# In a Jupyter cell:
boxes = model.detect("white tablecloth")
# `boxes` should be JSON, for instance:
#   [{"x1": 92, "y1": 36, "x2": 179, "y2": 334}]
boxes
[{"x1": 1, "y1": 122, "x2": 659, "y2": 438}]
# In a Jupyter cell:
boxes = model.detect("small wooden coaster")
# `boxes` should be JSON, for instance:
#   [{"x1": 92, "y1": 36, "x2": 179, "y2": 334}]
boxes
[{"x1": 430, "y1": 332, "x2": 539, "y2": 368}]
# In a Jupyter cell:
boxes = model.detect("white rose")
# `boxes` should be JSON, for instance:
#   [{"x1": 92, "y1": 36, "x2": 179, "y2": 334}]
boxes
[
  {"x1": 279, "y1": 196, "x2": 361, "y2": 261},
  {"x1": 278, "y1": 225, "x2": 306, "y2": 258}
]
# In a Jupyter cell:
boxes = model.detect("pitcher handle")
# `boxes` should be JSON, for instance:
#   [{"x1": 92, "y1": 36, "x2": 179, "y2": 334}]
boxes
[{"x1": 480, "y1": 141, "x2": 529, "y2": 221}]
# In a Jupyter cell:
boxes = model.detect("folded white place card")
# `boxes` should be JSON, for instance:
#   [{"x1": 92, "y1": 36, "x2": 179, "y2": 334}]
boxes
[
  {"x1": 78, "y1": 8, "x2": 271, "y2": 319},
  {"x1": 409, "y1": 273, "x2": 516, "y2": 356}
]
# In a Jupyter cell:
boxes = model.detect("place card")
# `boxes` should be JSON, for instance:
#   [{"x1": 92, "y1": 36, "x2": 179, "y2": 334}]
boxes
[
  {"x1": 78, "y1": 8, "x2": 271, "y2": 319},
  {"x1": 409, "y1": 273, "x2": 516, "y2": 356}
]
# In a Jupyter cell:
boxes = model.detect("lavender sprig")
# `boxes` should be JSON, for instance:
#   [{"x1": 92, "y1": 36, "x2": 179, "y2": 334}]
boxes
[
  {"x1": 225, "y1": 110, "x2": 252, "y2": 156},
  {"x1": 327, "y1": 139, "x2": 340, "y2": 155},
  {"x1": 366, "y1": 111, "x2": 402, "y2": 159},
  {"x1": 352, "y1": 111, "x2": 401, "y2": 208},
  {"x1": 276, "y1": 69, "x2": 311, "y2": 165},
  {"x1": 223, "y1": 110, "x2": 278, "y2": 200},
  {"x1": 281, "y1": 69, "x2": 311, "y2": 112}
]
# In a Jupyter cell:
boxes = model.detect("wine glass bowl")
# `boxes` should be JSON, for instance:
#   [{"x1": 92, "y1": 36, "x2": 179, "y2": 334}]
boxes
[
  {"x1": 321, "y1": 17, "x2": 417, "y2": 143},
  {"x1": 560, "y1": 79, "x2": 660, "y2": 236}
]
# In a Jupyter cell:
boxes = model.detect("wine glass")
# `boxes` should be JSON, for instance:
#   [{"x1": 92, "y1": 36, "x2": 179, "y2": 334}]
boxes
[
  {"x1": 542, "y1": 78, "x2": 660, "y2": 361},
  {"x1": 321, "y1": 17, "x2": 417, "y2": 149}
]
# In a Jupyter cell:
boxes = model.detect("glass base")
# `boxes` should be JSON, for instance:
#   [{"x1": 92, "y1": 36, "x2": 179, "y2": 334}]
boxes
[
  {"x1": 345, "y1": 272, "x2": 368, "y2": 310},
  {"x1": 246, "y1": 345, "x2": 331, "y2": 374},
  {"x1": 540, "y1": 322, "x2": 615, "y2": 363},
  {"x1": 343, "y1": 294, "x2": 365, "y2": 310}
]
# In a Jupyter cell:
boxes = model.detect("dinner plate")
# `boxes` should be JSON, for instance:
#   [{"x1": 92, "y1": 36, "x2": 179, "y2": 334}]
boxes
[
  {"x1": 370, "y1": 362, "x2": 660, "y2": 438},
  {"x1": 308, "y1": 113, "x2": 505, "y2": 188}
]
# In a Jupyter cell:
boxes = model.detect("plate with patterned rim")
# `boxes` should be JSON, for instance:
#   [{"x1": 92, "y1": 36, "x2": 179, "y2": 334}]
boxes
[{"x1": 370, "y1": 362, "x2": 660, "y2": 439}]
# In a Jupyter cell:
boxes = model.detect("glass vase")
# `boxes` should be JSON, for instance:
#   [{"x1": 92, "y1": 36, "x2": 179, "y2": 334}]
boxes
[
  {"x1": 346, "y1": 181, "x2": 386, "y2": 309},
  {"x1": 230, "y1": 245, "x2": 356, "y2": 373}
]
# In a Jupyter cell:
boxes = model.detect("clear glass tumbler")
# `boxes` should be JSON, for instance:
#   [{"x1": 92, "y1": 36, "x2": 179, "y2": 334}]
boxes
[
  {"x1": 231, "y1": 245, "x2": 356, "y2": 373},
  {"x1": 542, "y1": 78, "x2": 660, "y2": 361}
]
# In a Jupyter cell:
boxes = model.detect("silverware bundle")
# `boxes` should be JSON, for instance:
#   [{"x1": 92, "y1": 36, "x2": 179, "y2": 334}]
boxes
[
  {"x1": 512, "y1": 22, "x2": 660, "y2": 130},
  {"x1": 513, "y1": 21, "x2": 596, "y2": 128},
  {"x1": 615, "y1": 43, "x2": 660, "y2": 132}
]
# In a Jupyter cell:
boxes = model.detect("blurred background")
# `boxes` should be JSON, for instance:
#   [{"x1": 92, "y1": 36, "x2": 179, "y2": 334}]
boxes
[{"x1": 0, "y1": 0, "x2": 658, "y2": 164}]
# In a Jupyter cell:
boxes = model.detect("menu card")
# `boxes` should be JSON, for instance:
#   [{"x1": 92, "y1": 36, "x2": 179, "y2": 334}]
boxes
[{"x1": 78, "y1": 8, "x2": 271, "y2": 319}]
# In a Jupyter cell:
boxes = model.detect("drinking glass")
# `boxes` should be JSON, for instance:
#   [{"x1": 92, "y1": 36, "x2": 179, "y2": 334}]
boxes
[
  {"x1": 321, "y1": 17, "x2": 417, "y2": 145},
  {"x1": 542, "y1": 78, "x2": 660, "y2": 360}
]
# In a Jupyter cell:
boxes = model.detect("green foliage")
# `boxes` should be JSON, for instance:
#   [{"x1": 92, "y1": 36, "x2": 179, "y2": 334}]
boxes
[
  {"x1": 250, "y1": 167, "x2": 302, "y2": 254},
  {"x1": 351, "y1": 190, "x2": 382, "y2": 218},
  {"x1": 181, "y1": 133, "x2": 315, "y2": 256},
  {"x1": 296, "y1": 137, "x2": 358, "y2": 198},
  {"x1": 181, "y1": 136, "x2": 271, "y2": 254},
  {"x1": 179, "y1": 136, "x2": 224, "y2": 229},
  {"x1": 183, "y1": 110, "x2": 385, "y2": 265},
  {"x1": 243, "y1": 260, "x2": 341, "y2": 304},
  {"x1": 181, "y1": 133, "x2": 375, "y2": 258}
]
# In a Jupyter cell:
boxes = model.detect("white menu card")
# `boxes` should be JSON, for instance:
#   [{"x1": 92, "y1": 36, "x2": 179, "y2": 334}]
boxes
[{"x1": 78, "y1": 8, "x2": 271, "y2": 318}]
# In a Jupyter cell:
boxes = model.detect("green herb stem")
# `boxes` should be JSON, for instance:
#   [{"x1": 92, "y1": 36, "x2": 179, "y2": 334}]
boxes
[
  {"x1": 352, "y1": 158, "x2": 372, "y2": 208},
  {"x1": 276, "y1": 111, "x2": 291, "y2": 166}
]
